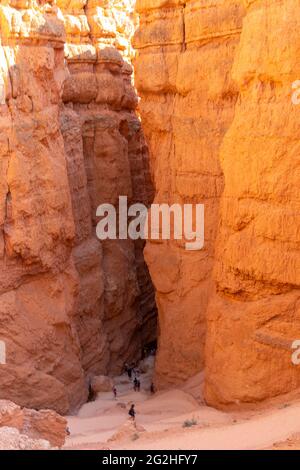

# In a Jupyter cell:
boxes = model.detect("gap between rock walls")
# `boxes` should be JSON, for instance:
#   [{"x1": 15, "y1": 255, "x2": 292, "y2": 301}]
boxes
[
  {"x1": 0, "y1": 0, "x2": 157, "y2": 415},
  {"x1": 0, "y1": 0, "x2": 299, "y2": 422}
]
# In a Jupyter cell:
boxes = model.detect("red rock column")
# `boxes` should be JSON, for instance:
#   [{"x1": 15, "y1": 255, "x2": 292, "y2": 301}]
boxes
[
  {"x1": 0, "y1": 1, "x2": 86, "y2": 413},
  {"x1": 0, "y1": 0, "x2": 156, "y2": 413},
  {"x1": 134, "y1": 0, "x2": 245, "y2": 388},
  {"x1": 59, "y1": 0, "x2": 156, "y2": 374},
  {"x1": 205, "y1": 0, "x2": 300, "y2": 407}
]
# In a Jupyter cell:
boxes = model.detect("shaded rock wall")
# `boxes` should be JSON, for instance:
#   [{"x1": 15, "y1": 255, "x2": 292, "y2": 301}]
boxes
[
  {"x1": 0, "y1": 0, "x2": 156, "y2": 413},
  {"x1": 59, "y1": 0, "x2": 156, "y2": 375}
]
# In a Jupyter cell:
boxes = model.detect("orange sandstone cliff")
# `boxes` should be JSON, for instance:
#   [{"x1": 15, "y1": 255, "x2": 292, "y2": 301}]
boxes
[
  {"x1": 134, "y1": 0, "x2": 300, "y2": 407},
  {"x1": 134, "y1": 0, "x2": 245, "y2": 388},
  {"x1": 0, "y1": 0, "x2": 156, "y2": 413},
  {"x1": 204, "y1": 0, "x2": 300, "y2": 407},
  {"x1": 0, "y1": 0, "x2": 299, "y2": 415}
]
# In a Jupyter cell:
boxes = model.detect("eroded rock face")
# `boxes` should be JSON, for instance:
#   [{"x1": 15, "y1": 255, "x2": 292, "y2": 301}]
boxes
[
  {"x1": 0, "y1": 399, "x2": 67, "y2": 447},
  {"x1": 0, "y1": 0, "x2": 156, "y2": 413},
  {"x1": 0, "y1": 0, "x2": 85, "y2": 414},
  {"x1": 59, "y1": 0, "x2": 156, "y2": 375},
  {"x1": 204, "y1": 0, "x2": 300, "y2": 407},
  {"x1": 134, "y1": 0, "x2": 245, "y2": 388},
  {"x1": 1, "y1": 0, "x2": 297, "y2": 414},
  {"x1": 0, "y1": 426, "x2": 51, "y2": 450},
  {"x1": 135, "y1": 0, "x2": 300, "y2": 407}
]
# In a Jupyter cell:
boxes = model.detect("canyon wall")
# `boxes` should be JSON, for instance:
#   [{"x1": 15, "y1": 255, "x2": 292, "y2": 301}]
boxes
[
  {"x1": 134, "y1": 0, "x2": 245, "y2": 388},
  {"x1": 0, "y1": 0, "x2": 156, "y2": 414},
  {"x1": 205, "y1": 0, "x2": 300, "y2": 407},
  {"x1": 135, "y1": 0, "x2": 300, "y2": 406},
  {"x1": 0, "y1": 0, "x2": 299, "y2": 414}
]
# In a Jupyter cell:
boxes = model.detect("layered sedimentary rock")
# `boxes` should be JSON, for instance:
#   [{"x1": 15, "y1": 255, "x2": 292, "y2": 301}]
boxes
[
  {"x1": 59, "y1": 0, "x2": 156, "y2": 373},
  {"x1": 0, "y1": 0, "x2": 156, "y2": 413},
  {"x1": 1, "y1": 0, "x2": 298, "y2": 416},
  {"x1": 0, "y1": 399, "x2": 67, "y2": 447},
  {"x1": 134, "y1": 0, "x2": 245, "y2": 387},
  {"x1": 204, "y1": 0, "x2": 300, "y2": 407},
  {"x1": 135, "y1": 0, "x2": 300, "y2": 407},
  {"x1": 0, "y1": 0, "x2": 85, "y2": 414}
]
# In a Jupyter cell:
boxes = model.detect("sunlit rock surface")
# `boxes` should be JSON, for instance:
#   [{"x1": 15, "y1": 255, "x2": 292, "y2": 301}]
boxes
[
  {"x1": 135, "y1": 0, "x2": 300, "y2": 407},
  {"x1": 134, "y1": 0, "x2": 245, "y2": 388}
]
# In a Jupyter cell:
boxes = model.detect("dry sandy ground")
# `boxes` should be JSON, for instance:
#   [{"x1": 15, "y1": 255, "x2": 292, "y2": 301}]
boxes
[
  {"x1": 64, "y1": 358, "x2": 300, "y2": 451},
  {"x1": 271, "y1": 435, "x2": 300, "y2": 450}
]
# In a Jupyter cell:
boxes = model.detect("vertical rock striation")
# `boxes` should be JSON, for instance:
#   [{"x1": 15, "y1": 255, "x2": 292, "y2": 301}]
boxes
[
  {"x1": 0, "y1": 0, "x2": 85, "y2": 414},
  {"x1": 205, "y1": 0, "x2": 300, "y2": 407},
  {"x1": 134, "y1": 0, "x2": 245, "y2": 388},
  {"x1": 1, "y1": 0, "x2": 298, "y2": 413},
  {"x1": 135, "y1": 0, "x2": 300, "y2": 407},
  {"x1": 59, "y1": 0, "x2": 156, "y2": 374},
  {"x1": 0, "y1": 0, "x2": 156, "y2": 413}
]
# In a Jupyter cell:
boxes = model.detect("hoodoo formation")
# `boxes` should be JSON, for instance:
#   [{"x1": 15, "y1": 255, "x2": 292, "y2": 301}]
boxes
[
  {"x1": 0, "y1": 0, "x2": 299, "y2": 432},
  {"x1": 0, "y1": 0, "x2": 156, "y2": 414}
]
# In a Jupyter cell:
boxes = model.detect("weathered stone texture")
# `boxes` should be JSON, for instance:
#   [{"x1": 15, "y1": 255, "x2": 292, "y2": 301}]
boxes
[
  {"x1": 0, "y1": 0, "x2": 156, "y2": 413},
  {"x1": 134, "y1": 0, "x2": 245, "y2": 388},
  {"x1": 135, "y1": 0, "x2": 300, "y2": 407},
  {"x1": 204, "y1": 0, "x2": 300, "y2": 407}
]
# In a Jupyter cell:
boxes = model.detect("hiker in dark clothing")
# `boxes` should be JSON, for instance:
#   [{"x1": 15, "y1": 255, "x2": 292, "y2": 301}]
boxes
[
  {"x1": 125, "y1": 363, "x2": 133, "y2": 379},
  {"x1": 129, "y1": 404, "x2": 136, "y2": 422},
  {"x1": 113, "y1": 386, "x2": 117, "y2": 399},
  {"x1": 88, "y1": 381, "x2": 96, "y2": 402},
  {"x1": 150, "y1": 382, "x2": 155, "y2": 395},
  {"x1": 133, "y1": 377, "x2": 138, "y2": 392}
]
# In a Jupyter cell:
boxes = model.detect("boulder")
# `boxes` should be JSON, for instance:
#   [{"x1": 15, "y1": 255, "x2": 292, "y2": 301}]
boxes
[
  {"x1": 108, "y1": 419, "x2": 145, "y2": 443},
  {"x1": 0, "y1": 427, "x2": 51, "y2": 450},
  {"x1": 0, "y1": 400, "x2": 23, "y2": 429},
  {"x1": 0, "y1": 400, "x2": 67, "y2": 447},
  {"x1": 91, "y1": 375, "x2": 114, "y2": 393},
  {"x1": 22, "y1": 409, "x2": 68, "y2": 448}
]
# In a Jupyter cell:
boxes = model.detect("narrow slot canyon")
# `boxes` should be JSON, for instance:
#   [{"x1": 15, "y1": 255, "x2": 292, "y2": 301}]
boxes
[
  {"x1": 0, "y1": 0, "x2": 299, "y2": 451},
  {"x1": 0, "y1": 0, "x2": 158, "y2": 414}
]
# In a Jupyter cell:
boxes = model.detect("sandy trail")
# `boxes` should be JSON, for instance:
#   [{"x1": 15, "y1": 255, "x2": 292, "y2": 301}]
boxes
[
  {"x1": 64, "y1": 358, "x2": 300, "y2": 450},
  {"x1": 114, "y1": 403, "x2": 300, "y2": 450}
]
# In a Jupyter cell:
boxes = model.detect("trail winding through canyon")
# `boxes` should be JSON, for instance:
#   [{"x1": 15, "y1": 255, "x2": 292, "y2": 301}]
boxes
[{"x1": 64, "y1": 358, "x2": 300, "y2": 450}]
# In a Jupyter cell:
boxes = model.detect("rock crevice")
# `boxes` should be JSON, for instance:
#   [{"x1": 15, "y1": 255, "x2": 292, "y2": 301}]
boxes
[{"x1": 0, "y1": 0, "x2": 156, "y2": 413}]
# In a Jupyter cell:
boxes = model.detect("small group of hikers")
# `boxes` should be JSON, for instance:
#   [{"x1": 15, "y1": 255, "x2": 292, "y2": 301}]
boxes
[
  {"x1": 124, "y1": 363, "x2": 143, "y2": 393},
  {"x1": 123, "y1": 361, "x2": 155, "y2": 422},
  {"x1": 110, "y1": 385, "x2": 136, "y2": 422},
  {"x1": 124, "y1": 363, "x2": 139, "y2": 380},
  {"x1": 112, "y1": 349, "x2": 158, "y2": 423}
]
